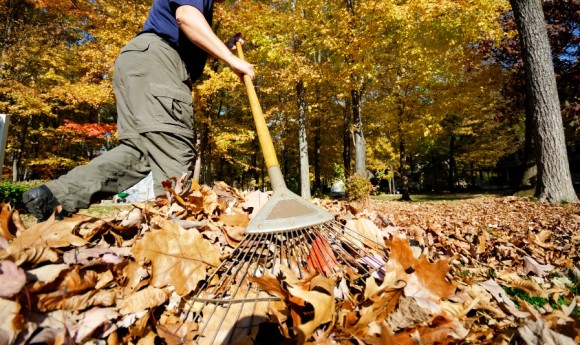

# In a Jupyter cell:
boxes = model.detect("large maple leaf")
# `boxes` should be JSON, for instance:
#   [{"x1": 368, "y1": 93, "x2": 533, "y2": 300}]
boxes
[{"x1": 132, "y1": 217, "x2": 221, "y2": 295}]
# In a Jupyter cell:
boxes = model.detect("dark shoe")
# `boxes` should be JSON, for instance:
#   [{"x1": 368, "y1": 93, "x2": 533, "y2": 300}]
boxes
[{"x1": 22, "y1": 185, "x2": 61, "y2": 222}]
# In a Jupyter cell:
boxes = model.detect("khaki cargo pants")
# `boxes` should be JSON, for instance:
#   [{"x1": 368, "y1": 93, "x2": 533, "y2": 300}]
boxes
[{"x1": 47, "y1": 33, "x2": 196, "y2": 212}]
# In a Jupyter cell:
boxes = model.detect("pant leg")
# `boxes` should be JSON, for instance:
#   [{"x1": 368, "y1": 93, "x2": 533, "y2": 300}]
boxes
[
  {"x1": 142, "y1": 132, "x2": 196, "y2": 196},
  {"x1": 46, "y1": 139, "x2": 151, "y2": 211}
]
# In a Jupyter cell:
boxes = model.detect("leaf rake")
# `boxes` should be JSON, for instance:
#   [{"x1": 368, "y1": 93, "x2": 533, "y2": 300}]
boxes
[{"x1": 183, "y1": 42, "x2": 389, "y2": 345}]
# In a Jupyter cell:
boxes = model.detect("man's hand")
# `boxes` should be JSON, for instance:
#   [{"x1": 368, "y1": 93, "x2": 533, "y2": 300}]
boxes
[
  {"x1": 229, "y1": 57, "x2": 254, "y2": 81},
  {"x1": 225, "y1": 33, "x2": 253, "y2": 80},
  {"x1": 226, "y1": 32, "x2": 244, "y2": 51}
]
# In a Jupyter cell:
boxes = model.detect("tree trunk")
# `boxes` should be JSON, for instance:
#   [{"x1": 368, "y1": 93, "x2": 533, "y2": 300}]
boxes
[
  {"x1": 448, "y1": 134, "x2": 456, "y2": 191},
  {"x1": 252, "y1": 138, "x2": 260, "y2": 189},
  {"x1": 296, "y1": 80, "x2": 311, "y2": 199},
  {"x1": 342, "y1": 101, "x2": 352, "y2": 177},
  {"x1": 352, "y1": 89, "x2": 366, "y2": 176},
  {"x1": 313, "y1": 117, "x2": 322, "y2": 194},
  {"x1": 399, "y1": 138, "x2": 412, "y2": 201},
  {"x1": 510, "y1": 0, "x2": 578, "y2": 202},
  {"x1": 192, "y1": 136, "x2": 201, "y2": 183}
]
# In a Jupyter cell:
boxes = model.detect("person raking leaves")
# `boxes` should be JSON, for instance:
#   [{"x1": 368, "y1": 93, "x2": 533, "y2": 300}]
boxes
[{"x1": 22, "y1": 0, "x2": 255, "y2": 222}]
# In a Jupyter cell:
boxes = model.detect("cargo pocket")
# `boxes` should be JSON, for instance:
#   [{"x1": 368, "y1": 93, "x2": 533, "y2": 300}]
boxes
[
  {"x1": 150, "y1": 83, "x2": 194, "y2": 130},
  {"x1": 120, "y1": 41, "x2": 150, "y2": 54}
]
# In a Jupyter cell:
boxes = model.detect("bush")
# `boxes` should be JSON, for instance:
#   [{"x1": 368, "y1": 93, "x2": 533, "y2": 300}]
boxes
[
  {"x1": 0, "y1": 180, "x2": 43, "y2": 208},
  {"x1": 345, "y1": 174, "x2": 374, "y2": 201}
]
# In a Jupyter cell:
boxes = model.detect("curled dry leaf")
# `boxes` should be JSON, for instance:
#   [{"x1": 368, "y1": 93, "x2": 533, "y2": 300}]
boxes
[
  {"x1": 386, "y1": 236, "x2": 456, "y2": 302},
  {"x1": 479, "y1": 279, "x2": 531, "y2": 318},
  {"x1": 288, "y1": 278, "x2": 335, "y2": 343},
  {"x1": 497, "y1": 271, "x2": 547, "y2": 298},
  {"x1": 0, "y1": 203, "x2": 16, "y2": 241},
  {"x1": 522, "y1": 255, "x2": 555, "y2": 278},
  {"x1": 345, "y1": 218, "x2": 386, "y2": 247}
]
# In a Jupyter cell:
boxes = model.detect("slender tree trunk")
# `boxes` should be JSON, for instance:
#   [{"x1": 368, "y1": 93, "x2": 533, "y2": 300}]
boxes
[
  {"x1": 296, "y1": 80, "x2": 311, "y2": 199},
  {"x1": 352, "y1": 89, "x2": 366, "y2": 176},
  {"x1": 396, "y1": 106, "x2": 412, "y2": 201},
  {"x1": 342, "y1": 101, "x2": 352, "y2": 177},
  {"x1": 399, "y1": 138, "x2": 412, "y2": 201},
  {"x1": 510, "y1": 0, "x2": 578, "y2": 202},
  {"x1": 313, "y1": 117, "x2": 322, "y2": 194},
  {"x1": 252, "y1": 137, "x2": 259, "y2": 188},
  {"x1": 448, "y1": 134, "x2": 456, "y2": 191},
  {"x1": 192, "y1": 136, "x2": 201, "y2": 183}
]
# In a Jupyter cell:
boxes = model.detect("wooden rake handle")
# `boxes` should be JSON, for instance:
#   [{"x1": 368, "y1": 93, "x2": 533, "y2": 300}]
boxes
[{"x1": 235, "y1": 41, "x2": 279, "y2": 169}]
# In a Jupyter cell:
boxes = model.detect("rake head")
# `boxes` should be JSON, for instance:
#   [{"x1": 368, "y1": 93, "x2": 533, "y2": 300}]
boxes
[
  {"x1": 185, "y1": 217, "x2": 388, "y2": 344},
  {"x1": 245, "y1": 186, "x2": 335, "y2": 234}
]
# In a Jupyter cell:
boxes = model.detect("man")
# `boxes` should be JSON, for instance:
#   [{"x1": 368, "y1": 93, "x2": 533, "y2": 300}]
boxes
[{"x1": 23, "y1": 0, "x2": 255, "y2": 221}]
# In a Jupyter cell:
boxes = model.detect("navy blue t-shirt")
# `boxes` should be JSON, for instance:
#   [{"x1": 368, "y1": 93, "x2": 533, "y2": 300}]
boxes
[{"x1": 142, "y1": 0, "x2": 214, "y2": 81}]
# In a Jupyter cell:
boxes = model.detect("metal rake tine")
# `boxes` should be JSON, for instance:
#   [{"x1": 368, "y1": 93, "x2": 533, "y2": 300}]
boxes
[{"x1": 325, "y1": 221, "x2": 388, "y2": 274}]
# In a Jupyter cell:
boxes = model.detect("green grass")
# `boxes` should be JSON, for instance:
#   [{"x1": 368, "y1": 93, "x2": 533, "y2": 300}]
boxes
[
  {"x1": 502, "y1": 272, "x2": 580, "y2": 317},
  {"x1": 79, "y1": 203, "x2": 135, "y2": 218},
  {"x1": 21, "y1": 202, "x2": 135, "y2": 227}
]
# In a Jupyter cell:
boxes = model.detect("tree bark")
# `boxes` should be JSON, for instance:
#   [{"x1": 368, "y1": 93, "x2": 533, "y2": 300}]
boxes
[
  {"x1": 352, "y1": 89, "x2": 366, "y2": 176},
  {"x1": 510, "y1": 0, "x2": 578, "y2": 202},
  {"x1": 448, "y1": 134, "x2": 456, "y2": 191},
  {"x1": 313, "y1": 117, "x2": 322, "y2": 194},
  {"x1": 399, "y1": 138, "x2": 412, "y2": 201},
  {"x1": 343, "y1": 101, "x2": 352, "y2": 177},
  {"x1": 296, "y1": 80, "x2": 311, "y2": 199}
]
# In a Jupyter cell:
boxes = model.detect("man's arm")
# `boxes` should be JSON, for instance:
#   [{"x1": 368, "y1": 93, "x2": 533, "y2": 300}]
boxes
[{"x1": 175, "y1": 5, "x2": 255, "y2": 80}]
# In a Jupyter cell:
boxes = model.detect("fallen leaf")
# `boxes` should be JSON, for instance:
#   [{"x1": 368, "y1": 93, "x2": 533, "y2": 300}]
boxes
[
  {"x1": 73, "y1": 307, "x2": 119, "y2": 342},
  {"x1": 1, "y1": 245, "x2": 59, "y2": 266},
  {"x1": 0, "y1": 203, "x2": 15, "y2": 240},
  {"x1": 0, "y1": 260, "x2": 26, "y2": 298},
  {"x1": 386, "y1": 296, "x2": 431, "y2": 332},
  {"x1": 132, "y1": 217, "x2": 220, "y2": 295},
  {"x1": 288, "y1": 280, "x2": 335, "y2": 343},
  {"x1": 118, "y1": 286, "x2": 168, "y2": 315},
  {"x1": 0, "y1": 298, "x2": 20, "y2": 344},
  {"x1": 522, "y1": 256, "x2": 554, "y2": 278},
  {"x1": 27, "y1": 264, "x2": 70, "y2": 285},
  {"x1": 479, "y1": 279, "x2": 530, "y2": 318},
  {"x1": 518, "y1": 319, "x2": 576, "y2": 345},
  {"x1": 7, "y1": 216, "x2": 87, "y2": 250},
  {"x1": 345, "y1": 218, "x2": 386, "y2": 247}
]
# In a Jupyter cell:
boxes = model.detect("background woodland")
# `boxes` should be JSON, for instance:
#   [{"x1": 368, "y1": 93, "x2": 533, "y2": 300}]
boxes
[{"x1": 0, "y1": 0, "x2": 578, "y2": 196}]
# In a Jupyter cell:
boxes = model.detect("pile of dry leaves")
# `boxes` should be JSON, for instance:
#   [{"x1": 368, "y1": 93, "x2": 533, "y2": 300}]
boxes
[{"x1": 0, "y1": 179, "x2": 578, "y2": 344}]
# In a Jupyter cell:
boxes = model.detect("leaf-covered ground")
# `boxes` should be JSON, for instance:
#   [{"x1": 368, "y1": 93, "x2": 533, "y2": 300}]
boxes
[{"x1": 1, "y1": 181, "x2": 578, "y2": 344}]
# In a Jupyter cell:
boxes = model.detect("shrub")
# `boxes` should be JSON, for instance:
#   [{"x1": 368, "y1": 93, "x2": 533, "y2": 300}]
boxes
[
  {"x1": 0, "y1": 180, "x2": 43, "y2": 208},
  {"x1": 345, "y1": 174, "x2": 374, "y2": 201}
]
